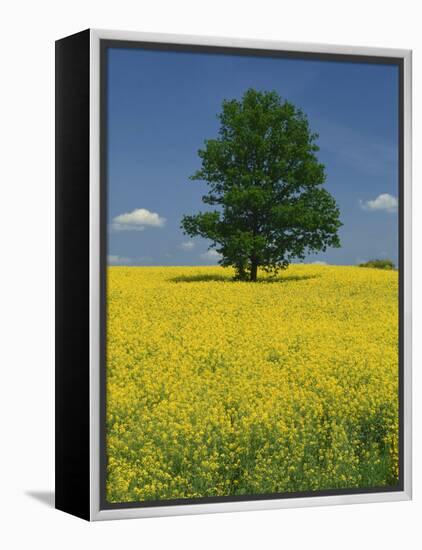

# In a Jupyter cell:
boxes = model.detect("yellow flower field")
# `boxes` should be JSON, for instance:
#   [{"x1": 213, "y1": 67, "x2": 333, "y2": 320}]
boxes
[{"x1": 106, "y1": 264, "x2": 399, "y2": 503}]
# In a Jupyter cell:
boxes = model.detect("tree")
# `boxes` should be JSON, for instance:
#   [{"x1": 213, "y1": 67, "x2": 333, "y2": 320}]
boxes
[
  {"x1": 181, "y1": 89, "x2": 342, "y2": 281},
  {"x1": 358, "y1": 259, "x2": 395, "y2": 270}
]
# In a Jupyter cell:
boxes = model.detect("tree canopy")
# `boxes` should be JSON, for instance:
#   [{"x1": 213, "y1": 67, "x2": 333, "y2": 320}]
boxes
[{"x1": 181, "y1": 89, "x2": 342, "y2": 281}]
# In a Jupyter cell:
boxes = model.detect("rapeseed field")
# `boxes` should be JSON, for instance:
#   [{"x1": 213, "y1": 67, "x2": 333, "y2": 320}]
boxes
[{"x1": 106, "y1": 264, "x2": 399, "y2": 502}]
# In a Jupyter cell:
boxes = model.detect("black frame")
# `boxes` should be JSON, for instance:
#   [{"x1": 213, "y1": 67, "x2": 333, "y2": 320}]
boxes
[
  {"x1": 98, "y1": 39, "x2": 405, "y2": 511},
  {"x1": 55, "y1": 29, "x2": 91, "y2": 520}
]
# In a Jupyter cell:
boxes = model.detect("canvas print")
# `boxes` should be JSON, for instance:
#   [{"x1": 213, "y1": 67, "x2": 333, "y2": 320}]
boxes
[{"x1": 103, "y1": 45, "x2": 400, "y2": 505}]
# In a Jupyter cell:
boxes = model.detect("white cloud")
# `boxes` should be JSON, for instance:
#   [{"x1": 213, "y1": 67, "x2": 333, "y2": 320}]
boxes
[
  {"x1": 112, "y1": 208, "x2": 166, "y2": 231},
  {"x1": 200, "y1": 249, "x2": 221, "y2": 262},
  {"x1": 180, "y1": 241, "x2": 195, "y2": 250},
  {"x1": 311, "y1": 261, "x2": 327, "y2": 265},
  {"x1": 108, "y1": 254, "x2": 132, "y2": 265},
  {"x1": 360, "y1": 193, "x2": 398, "y2": 213}
]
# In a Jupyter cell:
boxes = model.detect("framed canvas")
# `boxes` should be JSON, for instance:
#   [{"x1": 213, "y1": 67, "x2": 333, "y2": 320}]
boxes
[{"x1": 55, "y1": 29, "x2": 412, "y2": 521}]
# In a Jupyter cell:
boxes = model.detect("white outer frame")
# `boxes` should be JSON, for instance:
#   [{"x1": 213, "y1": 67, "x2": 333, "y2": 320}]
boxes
[{"x1": 89, "y1": 29, "x2": 412, "y2": 521}]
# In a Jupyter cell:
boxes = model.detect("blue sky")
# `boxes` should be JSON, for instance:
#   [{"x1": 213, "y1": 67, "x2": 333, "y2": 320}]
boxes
[{"x1": 106, "y1": 47, "x2": 399, "y2": 267}]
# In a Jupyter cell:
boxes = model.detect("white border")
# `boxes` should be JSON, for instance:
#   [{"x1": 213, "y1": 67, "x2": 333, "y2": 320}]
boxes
[{"x1": 89, "y1": 29, "x2": 412, "y2": 521}]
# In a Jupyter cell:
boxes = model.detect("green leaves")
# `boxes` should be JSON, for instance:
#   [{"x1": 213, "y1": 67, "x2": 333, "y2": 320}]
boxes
[
  {"x1": 181, "y1": 211, "x2": 221, "y2": 242},
  {"x1": 181, "y1": 88, "x2": 342, "y2": 281}
]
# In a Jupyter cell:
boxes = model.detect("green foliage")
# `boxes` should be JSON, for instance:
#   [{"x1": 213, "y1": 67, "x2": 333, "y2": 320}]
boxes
[
  {"x1": 358, "y1": 259, "x2": 395, "y2": 270},
  {"x1": 181, "y1": 89, "x2": 342, "y2": 281}
]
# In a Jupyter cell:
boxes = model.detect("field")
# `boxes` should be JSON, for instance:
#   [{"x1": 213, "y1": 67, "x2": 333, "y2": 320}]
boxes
[{"x1": 106, "y1": 264, "x2": 399, "y2": 503}]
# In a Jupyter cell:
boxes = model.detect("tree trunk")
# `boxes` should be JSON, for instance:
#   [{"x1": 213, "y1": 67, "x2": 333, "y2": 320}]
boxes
[{"x1": 250, "y1": 261, "x2": 258, "y2": 282}]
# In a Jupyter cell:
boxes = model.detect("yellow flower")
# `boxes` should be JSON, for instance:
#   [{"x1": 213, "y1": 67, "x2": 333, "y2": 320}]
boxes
[{"x1": 105, "y1": 264, "x2": 399, "y2": 502}]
